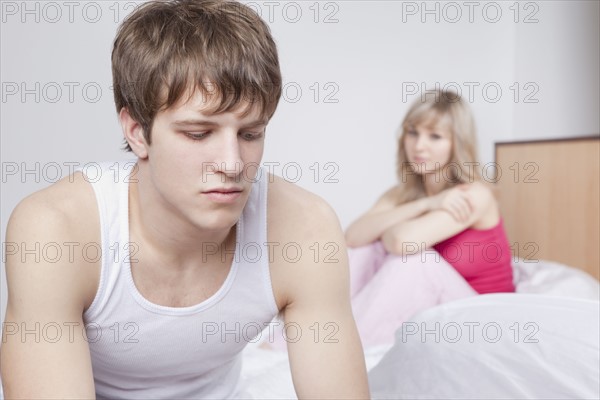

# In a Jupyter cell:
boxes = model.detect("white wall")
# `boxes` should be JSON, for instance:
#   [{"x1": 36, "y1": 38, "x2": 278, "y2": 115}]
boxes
[
  {"x1": 1, "y1": 1, "x2": 598, "y2": 318},
  {"x1": 513, "y1": 0, "x2": 600, "y2": 139}
]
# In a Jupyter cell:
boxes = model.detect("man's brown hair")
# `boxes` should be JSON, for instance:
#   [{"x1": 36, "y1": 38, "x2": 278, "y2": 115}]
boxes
[{"x1": 112, "y1": 0, "x2": 282, "y2": 152}]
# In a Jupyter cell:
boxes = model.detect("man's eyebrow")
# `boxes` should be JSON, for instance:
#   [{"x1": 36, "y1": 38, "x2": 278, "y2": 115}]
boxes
[
  {"x1": 170, "y1": 119, "x2": 216, "y2": 127},
  {"x1": 170, "y1": 119, "x2": 268, "y2": 128},
  {"x1": 241, "y1": 119, "x2": 269, "y2": 128}
]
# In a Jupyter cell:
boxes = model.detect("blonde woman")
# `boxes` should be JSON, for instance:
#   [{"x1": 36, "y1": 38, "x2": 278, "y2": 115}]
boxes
[{"x1": 345, "y1": 89, "x2": 515, "y2": 347}]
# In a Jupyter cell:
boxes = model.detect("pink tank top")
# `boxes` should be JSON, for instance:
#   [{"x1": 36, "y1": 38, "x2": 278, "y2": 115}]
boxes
[{"x1": 432, "y1": 218, "x2": 515, "y2": 294}]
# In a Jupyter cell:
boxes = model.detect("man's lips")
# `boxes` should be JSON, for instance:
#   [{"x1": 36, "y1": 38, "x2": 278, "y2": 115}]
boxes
[
  {"x1": 202, "y1": 188, "x2": 243, "y2": 203},
  {"x1": 202, "y1": 189, "x2": 242, "y2": 193},
  {"x1": 203, "y1": 187, "x2": 244, "y2": 194}
]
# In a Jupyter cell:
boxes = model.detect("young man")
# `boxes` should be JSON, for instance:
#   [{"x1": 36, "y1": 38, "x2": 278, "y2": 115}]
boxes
[{"x1": 0, "y1": 0, "x2": 370, "y2": 398}]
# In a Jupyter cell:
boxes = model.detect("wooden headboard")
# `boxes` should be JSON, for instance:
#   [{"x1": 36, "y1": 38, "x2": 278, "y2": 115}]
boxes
[{"x1": 495, "y1": 136, "x2": 600, "y2": 280}]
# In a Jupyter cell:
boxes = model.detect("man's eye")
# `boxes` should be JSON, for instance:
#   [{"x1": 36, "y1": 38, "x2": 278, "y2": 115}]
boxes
[
  {"x1": 241, "y1": 132, "x2": 264, "y2": 141},
  {"x1": 185, "y1": 132, "x2": 209, "y2": 140}
]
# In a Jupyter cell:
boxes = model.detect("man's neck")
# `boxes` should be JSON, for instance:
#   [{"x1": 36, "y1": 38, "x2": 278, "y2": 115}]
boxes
[{"x1": 128, "y1": 171, "x2": 236, "y2": 271}]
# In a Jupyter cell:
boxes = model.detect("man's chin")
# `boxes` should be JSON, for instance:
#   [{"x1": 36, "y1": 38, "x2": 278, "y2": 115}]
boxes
[{"x1": 194, "y1": 208, "x2": 244, "y2": 231}]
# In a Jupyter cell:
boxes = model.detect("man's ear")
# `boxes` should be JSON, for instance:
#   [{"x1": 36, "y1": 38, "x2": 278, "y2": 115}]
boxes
[{"x1": 119, "y1": 107, "x2": 149, "y2": 159}]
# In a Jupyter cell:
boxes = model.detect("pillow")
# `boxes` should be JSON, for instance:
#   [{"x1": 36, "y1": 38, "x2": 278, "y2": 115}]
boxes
[{"x1": 513, "y1": 257, "x2": 600, "y2": 300}]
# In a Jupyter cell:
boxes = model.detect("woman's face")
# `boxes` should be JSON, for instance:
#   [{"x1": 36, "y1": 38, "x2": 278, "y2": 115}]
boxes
[{"x1": 402, "y1": 120, "x2": 453, "y2": 175}]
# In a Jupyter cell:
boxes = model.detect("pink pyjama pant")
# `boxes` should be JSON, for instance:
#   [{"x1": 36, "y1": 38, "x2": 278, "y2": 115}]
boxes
[{"x1": 348, "y1": 241, "x2": 477, "y2": 347}]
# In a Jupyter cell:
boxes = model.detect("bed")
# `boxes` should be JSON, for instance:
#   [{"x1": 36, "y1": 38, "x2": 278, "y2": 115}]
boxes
[{"x1": 239, "y1": 136, "x2": 600, "y2": 399}]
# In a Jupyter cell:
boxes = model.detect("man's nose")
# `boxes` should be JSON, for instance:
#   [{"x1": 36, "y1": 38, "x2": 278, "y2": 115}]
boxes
[{"x1": 217, "y1": 134, "x2": 243, "y2": 177}]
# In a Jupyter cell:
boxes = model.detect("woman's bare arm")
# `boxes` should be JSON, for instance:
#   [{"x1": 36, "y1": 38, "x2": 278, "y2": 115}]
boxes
[
  {"x1": 345, "y1": 186, "x2": 430, "y2": 248},
  {"x1": 380, "y1": 182, "x2": 495, "y2": 254}
]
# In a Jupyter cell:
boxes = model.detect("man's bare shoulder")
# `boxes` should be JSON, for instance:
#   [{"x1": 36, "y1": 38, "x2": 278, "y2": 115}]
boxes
[
  {"x1": 266, "y1": 173, "x2": 342, "y2": 235},
  {"x1": 266, "y1": 174, "x2": 348, "y2": 310},
  {"x1": 265, "y1": 175, "x2": 347, "y2": 268},
  {"x1": 5, "y1": 172, "x2": 100, "y2": 313},
  {"x1": 9, "y1": 171, "x2": 97, "y2": 232}
]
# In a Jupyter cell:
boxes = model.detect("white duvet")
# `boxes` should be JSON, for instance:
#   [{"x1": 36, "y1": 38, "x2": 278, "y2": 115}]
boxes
[
  {"x1": 239, "y1": 258, "x2": 600, "y2": 399},
  {"x1": 368, "y1": 294, "x2": 600, "y2": 399}
]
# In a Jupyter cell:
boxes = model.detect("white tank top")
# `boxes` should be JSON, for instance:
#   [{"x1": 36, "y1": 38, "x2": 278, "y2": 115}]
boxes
[{"x1": 78, "y1": 160, "x2": 279, "y2": 399}]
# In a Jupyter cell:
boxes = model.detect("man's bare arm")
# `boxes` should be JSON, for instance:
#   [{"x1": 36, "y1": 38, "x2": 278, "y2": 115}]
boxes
[
  {"x1": 270, "y1": 180, "x2": 370, "y2": 399},
  {"x1": 1, "y1": 194, "x2": 96, "y2": 399}
]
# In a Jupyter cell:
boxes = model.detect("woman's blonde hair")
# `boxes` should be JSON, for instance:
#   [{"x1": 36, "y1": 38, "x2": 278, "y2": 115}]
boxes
[{"x1": 395, "y1": 89, "x2": 483, "y2": 205}]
